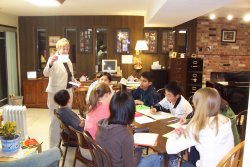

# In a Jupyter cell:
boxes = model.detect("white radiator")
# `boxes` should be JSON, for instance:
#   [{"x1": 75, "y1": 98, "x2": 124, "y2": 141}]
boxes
[{"x1": 3, "y1": 105, "x2": 28, "y2": 139}]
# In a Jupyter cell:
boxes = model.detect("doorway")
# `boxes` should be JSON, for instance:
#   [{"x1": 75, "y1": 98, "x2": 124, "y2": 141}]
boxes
[{"x1": 0, "y1": 32, "x2": 8, "y2": 106}]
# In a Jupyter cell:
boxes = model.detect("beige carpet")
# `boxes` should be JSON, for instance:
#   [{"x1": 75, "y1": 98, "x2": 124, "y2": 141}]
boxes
[{"x1": 26, "y1": 108, "x2": 85, "y2": 167}]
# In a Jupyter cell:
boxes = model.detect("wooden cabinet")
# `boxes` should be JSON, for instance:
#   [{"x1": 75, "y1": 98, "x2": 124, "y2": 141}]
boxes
[
  {"x1": 23, "y1": 78, "x2": 48, "y2": 108},
  {"x1": 186, "y1": 58, "x2": 203, "y2": 98},
  {"x1": 169, "y1": 58, "x2": 187, "y2": 97}
]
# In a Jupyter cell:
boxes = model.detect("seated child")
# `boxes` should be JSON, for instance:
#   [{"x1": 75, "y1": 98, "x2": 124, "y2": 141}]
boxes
[
  {"x1": 96, "y1": 91, "x2": 163, "y2": 167},
  {"x1": 166, "y1": 88, "x2": 234, "y2": 167},
  {"x1": 86, "y1": 72, "x2": 113, "y2": 104},
  {"x1": 84, "y1": 83, "x2": 111, "y2": 139},
  {"x1": 132, "y1": 71, "x2": 161, "y2": 107},
  {"x1": 150, "y1": 81, "x2": 192, "y2": 119},
  {"x1": 54, "y1": 90, "x2": 84, "y2": 132}
]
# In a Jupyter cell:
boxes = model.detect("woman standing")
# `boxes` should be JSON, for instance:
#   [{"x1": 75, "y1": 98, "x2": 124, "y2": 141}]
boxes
[{"x1": 43, "y1": 38, "x2": 78, "y2": 148}]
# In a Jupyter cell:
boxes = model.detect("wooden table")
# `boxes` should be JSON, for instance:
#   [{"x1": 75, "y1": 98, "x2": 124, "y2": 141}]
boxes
[
  {"x1": 132, "y1": 117, "x2": 178, "y2": 166},
  {"x1": 133, "y1": 117, "x2": 177, "y2": 153}
]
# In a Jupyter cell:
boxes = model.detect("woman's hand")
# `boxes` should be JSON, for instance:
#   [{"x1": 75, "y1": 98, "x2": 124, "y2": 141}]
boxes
[
  {"x1": 150, "y1": 107, "x2": 157, "y2": 114},
  {"x1": 49, "y1": 55, "x2": 58, "y2": 66}
]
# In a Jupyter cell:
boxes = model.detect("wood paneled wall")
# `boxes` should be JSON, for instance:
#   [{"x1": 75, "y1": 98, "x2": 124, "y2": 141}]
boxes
[{"x1": 18, "y1": 16, "x2": 171, "y2": 92}]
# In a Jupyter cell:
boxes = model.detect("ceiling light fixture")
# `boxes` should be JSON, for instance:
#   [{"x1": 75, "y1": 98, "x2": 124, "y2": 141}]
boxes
[
  {"x1": 227, "y1": 15, "x2": 233, "y2": 21},
  {"x1": 209, "y1": 14, "x2": 216, "y2": 20},
  {"x1": 27, "y1": 0, "x2": 65, "y2": 7}
]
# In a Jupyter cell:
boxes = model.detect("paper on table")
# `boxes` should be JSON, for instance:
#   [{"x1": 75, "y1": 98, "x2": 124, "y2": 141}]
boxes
[
  {"x1": 68, "y1": 81, "x2": 81, "y2": 87},
  {"x1": 136, "y1": 105, "x2": 174, "y2": 120},
  {"x1": 162, "y1": 130, "x2": 175, "y2": 138},
  {"x1": 134, "y1": 133, "x2": 159, "y2": 146},
  {"x1": 134, "y1": 115, "x2": 155, "y2": 124},
  {"x1": 149, "y1": 112, "x2": 174, "y2": 120},
  {"x1": 167, "y1": 122, "x2": 181, "y2": 128},
  {"x1": 167, "y1": 122, "x2": 187, "y2": 129}
]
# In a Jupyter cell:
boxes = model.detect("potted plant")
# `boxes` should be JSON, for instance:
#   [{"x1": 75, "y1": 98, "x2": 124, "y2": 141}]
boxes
[{"x1": 0, "y1": 121, "x2": 21, "y2": 153}]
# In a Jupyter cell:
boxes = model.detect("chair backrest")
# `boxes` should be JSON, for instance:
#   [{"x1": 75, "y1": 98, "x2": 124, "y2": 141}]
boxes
[
  {"x1": 236, "y1": 110, "x2": 247, "y2": 141},
  {"x1": 217, "y1": 141, "x2": 245, "y2": 167},
  {"x1": 74, "y1": 88, "x2": 88, "y2": 118},
  {"x1": 0, "y1": 147, "x2": 61, "y2": 167},
  {"x1": 68, "y1": 126, "x2": 89, "y2": 149},
  {"x1": 82, "y1": 131, "x2": 113, "y2": 167}
]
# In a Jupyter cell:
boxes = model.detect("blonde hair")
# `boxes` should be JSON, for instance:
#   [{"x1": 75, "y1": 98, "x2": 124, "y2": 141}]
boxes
[
  {"x1": 56, "y1": 38, "x2": 70, "y2": 51},
  {"x1": 186, "y1": 87, "x2": 221, "y2": 142},
  {"x1": 88, "y1": 83, "x2": 111, "y2": 112}
]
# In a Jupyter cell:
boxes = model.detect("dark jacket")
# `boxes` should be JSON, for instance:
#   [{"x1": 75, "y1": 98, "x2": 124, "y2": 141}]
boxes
[
  {"x1": 131, "y1": 85, "x2": 161, "y2": 107},
  {"x1": 58, "y1": 107, "x2": 83, "y2": 132},
  {"x1": 96, "y1": 119, "x2": 140, "y2": 167}
]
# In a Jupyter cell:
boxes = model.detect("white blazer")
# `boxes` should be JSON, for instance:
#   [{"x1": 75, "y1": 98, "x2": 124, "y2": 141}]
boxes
[{"x1": 43, "y1": 57, "x2": 75, "y2": 94}]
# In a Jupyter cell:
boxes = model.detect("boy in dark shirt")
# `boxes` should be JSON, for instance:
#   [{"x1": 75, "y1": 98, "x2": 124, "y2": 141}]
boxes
[
  {"x1": 54, "y1": 90, "x2": 84, "y2": 132},
  {"x1": 131, "y1": 71, "x2": 161, "y2": 107}
]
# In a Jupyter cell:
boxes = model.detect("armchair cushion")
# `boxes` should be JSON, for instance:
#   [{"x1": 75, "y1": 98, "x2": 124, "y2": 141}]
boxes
[{"x1": 0, "y1": 147, "x2": 61, "y2": 167}]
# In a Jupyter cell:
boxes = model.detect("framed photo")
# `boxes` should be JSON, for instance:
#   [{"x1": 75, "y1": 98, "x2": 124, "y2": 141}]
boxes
[
  {"x1": 115, "y1": 29, "x2": 130, "y2": 54},
  {"x1": 221, "y1": 30, "x2": 237, "y2": 43},
  {"x1": 79, "y1": 28, "x2": 93, "y2": 54},
  {"x1": 143, "y1": 29, "x2": 157, "y2": 53},
  {"x1": 49, "y1": 36, "x2": 61, "y2": 46}
]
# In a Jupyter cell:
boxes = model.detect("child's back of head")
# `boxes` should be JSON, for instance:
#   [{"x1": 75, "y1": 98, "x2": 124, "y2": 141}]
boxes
[{"x1": 54, "y1": 90, "x2": 70, "y2": 107}]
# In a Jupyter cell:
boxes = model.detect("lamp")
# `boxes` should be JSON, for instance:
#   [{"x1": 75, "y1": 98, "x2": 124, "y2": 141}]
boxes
[{"x1": 135, "y1": 40, "x2": 148, "y2": 55}]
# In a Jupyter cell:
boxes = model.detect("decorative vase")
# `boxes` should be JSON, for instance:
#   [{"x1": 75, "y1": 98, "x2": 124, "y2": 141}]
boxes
[{"x1": 1, "y1": 135, "x2": 21, "y2": 153}]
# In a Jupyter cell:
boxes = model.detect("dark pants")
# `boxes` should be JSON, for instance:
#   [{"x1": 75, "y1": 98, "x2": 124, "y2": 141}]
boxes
[{"x1": 189, "y1": 146, "x2": 200, "y2": 166}]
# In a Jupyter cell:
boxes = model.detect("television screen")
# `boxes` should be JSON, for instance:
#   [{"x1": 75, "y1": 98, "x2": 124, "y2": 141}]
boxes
[{"x1": 102, "y1": 59, "x2": 117, "y2": 73}]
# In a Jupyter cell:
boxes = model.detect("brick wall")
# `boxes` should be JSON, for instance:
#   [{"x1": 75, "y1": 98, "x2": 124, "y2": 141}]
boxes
[{"x1": 195, "y1": 17, "x2": 250, "y2": 81}]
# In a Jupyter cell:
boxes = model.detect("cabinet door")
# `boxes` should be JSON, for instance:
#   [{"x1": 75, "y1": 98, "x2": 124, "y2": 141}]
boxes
[
  {"x1": 23, "y1": 80, "x2": 37, "y2": 105},
  {"x1": 169, "y1": 58, "x2": 187, "y2": 97},
  {"x1": 36, "y1": 79, "x2": 48, "y2": 107}
]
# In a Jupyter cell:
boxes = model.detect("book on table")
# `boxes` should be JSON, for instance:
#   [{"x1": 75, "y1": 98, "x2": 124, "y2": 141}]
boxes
[{"x1": 134, "y1": 133, "x2": 159, "y2": 147}]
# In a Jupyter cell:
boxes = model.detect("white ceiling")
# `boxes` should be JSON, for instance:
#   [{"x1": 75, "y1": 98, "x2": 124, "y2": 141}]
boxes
[{"x1": 0, "y1": 0, "x2": 249, "y2": 27}]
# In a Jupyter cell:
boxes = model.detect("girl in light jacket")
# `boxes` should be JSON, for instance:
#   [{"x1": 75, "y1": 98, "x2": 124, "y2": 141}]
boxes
[{"x1": 166, "y1": 87, "x2": 234, "y2": 167}]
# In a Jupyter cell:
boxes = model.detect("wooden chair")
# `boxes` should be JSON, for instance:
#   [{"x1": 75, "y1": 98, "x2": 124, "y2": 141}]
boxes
[
  {"x1": 236, "y1": 110, "x2": 247, "y2": 141},
  {"x1": 217, "y1": 141, "x2": 245, "y2": 167},
  {"x1": 54, "y1": 110, "x2": 78, "y2": 167},
  {"x1": 82, "y1": 130, "x2": 113, "y2": 167},
  {"x1": 74, "y1": 87, "x2": 88, "y2": 118},
  {"x1": 68, "y1": 126, "x2": 95, "y2": 167}
]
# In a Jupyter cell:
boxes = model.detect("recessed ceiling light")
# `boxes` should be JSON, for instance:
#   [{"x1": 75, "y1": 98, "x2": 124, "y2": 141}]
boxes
[
  {"x1": 209, "y1": 14, "x2": 216, "y2": 20},
  {"x1": 243, "y1": 14, "x2": 250, "y2": 22},
  {"x1": 27, "y1": 0, "x2": 61, "y2": 7},
  {"x1": 227, "y1": 15, "x2": 233, "y2": 21}
]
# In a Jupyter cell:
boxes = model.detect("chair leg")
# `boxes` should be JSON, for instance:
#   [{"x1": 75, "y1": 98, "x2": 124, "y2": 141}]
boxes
[
  {"x1": 73, "y1": 147, "x2": 78, "y2": 167},
  {"x1": 62, "y1": 146, "x2": 68, "y2": 167},
  {"x1": 58, "y1": 139, "x2": 63, "y2": 156}
]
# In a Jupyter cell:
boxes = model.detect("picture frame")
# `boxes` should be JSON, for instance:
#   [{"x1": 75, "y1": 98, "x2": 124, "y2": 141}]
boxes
[
  {"x1": 48, "y1": 36, "x2": 61, "y2": 46},
  {"x1": 162, "y1": 30, "x2": 174, "y2": 54},
  {"x1": 221, "y1": 30, "x2": 237, "y2": 43},
  {"x1": 79, "y1": 28, "x2": 93, "y2": 54},
  {"x1": 115, "y1": 29, "x2": 130, "y2": 54},
  {"x1": 143, "y1": 29, "x2": 157, "y2": 53}
]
